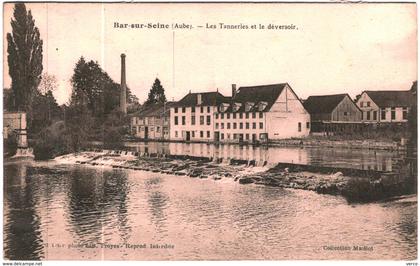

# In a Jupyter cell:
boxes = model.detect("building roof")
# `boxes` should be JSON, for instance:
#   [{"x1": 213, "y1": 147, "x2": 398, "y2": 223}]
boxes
[
  {"x1": 132, "y1": 102, "x2": 176, "y2": 118},
  {"x1": 303, "y1": 94, "x2": 349, "y2": 114},
  {"x1": 174, "y1": 91, "x2": 229, "y2": 107},
  {"x1": 231, "y1": 83, "x2": 287, "y2": 112},
  {"x1": 364, "y1": 90, "x2": 412, "y2": 108}
]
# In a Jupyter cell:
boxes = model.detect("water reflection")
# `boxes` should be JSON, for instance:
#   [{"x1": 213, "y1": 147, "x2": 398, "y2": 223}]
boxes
[
  {"x1": 4, "y1": 163, "x2": 44, "y2": 260},
  {"x1": 3, "y1": 162, "x2": 417, "y2": 260},
  {"x1": 125, "y1": 142, "x2": 402, "y2": 171}
]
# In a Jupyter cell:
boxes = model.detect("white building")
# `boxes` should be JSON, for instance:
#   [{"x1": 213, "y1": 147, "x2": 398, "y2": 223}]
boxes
[
  {"x1": 356, "y1": 90, "x2": 413, "y2": 123},
  {"x1": 169, "y1": 91, "x2": 228, "y2": 141},
  {"x1": 214, "y1": 83, "x2": 310, "y2": 143}
]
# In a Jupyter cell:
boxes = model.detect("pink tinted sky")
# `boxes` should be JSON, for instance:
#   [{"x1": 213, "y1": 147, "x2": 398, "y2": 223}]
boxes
[{"x1": 3, "y1": 3, "x2": 417, "y2": 105}]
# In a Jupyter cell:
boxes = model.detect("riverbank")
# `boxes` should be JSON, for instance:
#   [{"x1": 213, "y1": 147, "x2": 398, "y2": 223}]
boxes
[
  {"x1": 55, "y1": 149, "x2": 415, "y2": 203},
  {"x1": 121, "y1": 137, "x2": 406, "y2": 151}
]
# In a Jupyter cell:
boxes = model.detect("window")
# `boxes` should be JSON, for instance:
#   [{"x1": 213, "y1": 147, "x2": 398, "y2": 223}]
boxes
[
  {"x1": 343, "y1": 112, "x2": 348, "y2": 116},
  {"x1": 215, "y1": 114, "x2": 218, "y2": 119},
  {"x1": 227, "y1": 123, "x2": 230, "y2": 129},
  {"x1": 200, "y1": 116, "x2": 204, "y2": 125},
  {"x1": 252, "y1": 112, "x2": 256, "y2": 119},
  {"x1": 174, "y1": 116, "x2": 179, "y2": 125},
  {"x1": 306, "y1": 122, "x2": 310, "y2": 129},
  {"x1": 207, "y1": 106, "x2": 210, "y2": 113},
  {"x1": 367, "y1": 101, "x2": 371, "y2": 107},
  {"x1": 227, "y1": 133, "x2": 230, "y2": 139},
  {"x1": 246, "y1": 113, "x2": 249, "y2": 119},
  {"x1": 221, "y1": 113, "x2": 224, "y2": 119},
  {"x1": 175, "y1": 131, "x2": 178, "y2": 137},
  {"x1": 259, "y1": 112, "x2": 263, "y2": 118},
  {"x1": 192, "y1": 107, "x2": 196, "y2": 113},
  {"x1": 215, "y1": 123, "x2": 219, "y2": 129},
  {"x1": 298, "y1": 122, "x2": 302, "y2": 132},
  {"x1": 175, "y1": 107, "x2": 178, "y2": 113},
  {"x1": 191, "y1": 116, "x2": 196, "y2": 125},
  {"x1": 246, "y1": 134, "x2": 249, "y2": 140},
  {"x1": 182, "y1": 116, "x2": 186, "y2": 125},
  {"x1": 157, "y1": 126, "x2": 160, "y2": 133},
  {"x1": 233, "y1": 113, "x2": 236, "y2": 119},
  {"x1": 373, "y1": 111, "x2": 377, "y2": 120},
  {"x1": 227, "y1": 113, "x2": 230, "y2": 119},
  {"x1": 381, "y1": 108, "x2": 386, "y2": 120},
  {"x1": 221, "y1": 123, "x2": 224, "y2": 129},
  {"x1": 240, "y1": 122, "x2": 243, "y2": 129},
  {"x1": 182, "y1": 107, "x2": 186, "y2": 113},
  {"x1": 240, "y1": 113, "x2": 243, "y2": 119},
  {"x1": 207, "y1": 131, "x2": 210, "y2": 138},
  {"x1": 206, "y1": 115, "x2": 211, "y2": 125},
  {"x1": 200, "y1": 131, "x2": 204, "y2": 138},
  {"x1": 252, "y1": 122, "x2": 256, "y2": 129},
  {"x1": 360, "y1": 102, "x2": 364, "y2": 108},
  {"x1": 366, "y1": 111, "x2": 371, "y2": 120},
  {"x1": 259, "y1": 122, "x2": 263, "y2": 129},
  {"x1": 150, "y1": 126, "x2": 154, "y2": 132},
  {"x1": 200, "y1": 106, "x2": 204, "y2": 113},
  {"x1": 403, "y1": 108, "x2": 408, "y2": 120},
  {"x1": 192, "y1": 131, "x2": 195, "y2": 138},
  {"x1": 233, "y1": 123, "x2": 237, "y2": 129},
  {"x1": 391, "y1": 108, "x2": 396, "y2": 120},
  {"x1": 246, "y1": 122, "x2": 250, "y2": 129},
  {"x1": 221, "y1": 133, "x2": 224, "y2": 140}
]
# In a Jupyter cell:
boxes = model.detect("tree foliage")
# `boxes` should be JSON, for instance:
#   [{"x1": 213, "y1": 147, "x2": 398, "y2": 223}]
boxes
[
  {"x1": 7, "y1": 3, "x2": 43, "y2": 119},
  {"x1": 145, "y1": 78, "x2": 167, "y2": 106},
  {"x1": 39, "y1": 73, "x2": 58, "y2": 95}
]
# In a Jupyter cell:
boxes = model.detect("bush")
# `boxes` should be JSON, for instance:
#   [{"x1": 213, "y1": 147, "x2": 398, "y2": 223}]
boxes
[
  {"x1": 4, "y1": 131, "x2": 18, "y2": 157},
  {"x1": 33, "y1": 121, "x2": 73, "y2": 160}
]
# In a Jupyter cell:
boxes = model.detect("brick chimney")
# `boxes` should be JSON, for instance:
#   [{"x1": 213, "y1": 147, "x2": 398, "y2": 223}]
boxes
[
  {"x1": 232, "y1": 84, "x2": 237, "y2": 98},
  {"x1": 120, "y1": 53, "x2": 127, "y2": 114}
]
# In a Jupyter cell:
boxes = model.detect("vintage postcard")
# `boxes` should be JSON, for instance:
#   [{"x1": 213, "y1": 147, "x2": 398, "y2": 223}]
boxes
[{"x1": 2, "y1": 2, "x2": 417, "y2": 263}]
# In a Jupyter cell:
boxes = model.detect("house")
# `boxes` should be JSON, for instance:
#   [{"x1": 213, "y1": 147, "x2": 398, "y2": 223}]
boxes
[
  {"x1": 131, "y1": 102, "x2": 175, "y2": 140},
  {"x1": 303, "y1": 94, "x2": 362, "y2": 133},
  {"x1": 356, "y1": 90, "x2": 413, "y2": 123},
  {"x1": 214, "y1": 83, "x2": 310, "y2": 143},
  {"x1": 169, "y1": 91, "x2": 229, "y2": 141}
]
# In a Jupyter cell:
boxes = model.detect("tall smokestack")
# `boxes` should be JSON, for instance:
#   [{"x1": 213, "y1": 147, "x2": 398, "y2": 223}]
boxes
[{"x1": 120, "y1": 53, "x2": 127, "y2": 114}]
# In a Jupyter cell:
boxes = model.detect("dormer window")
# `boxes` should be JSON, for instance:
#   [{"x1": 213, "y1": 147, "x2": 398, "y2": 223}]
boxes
[
  {"x1": 258, "y1": 101, "x2": 268, "y2": 112},
  {"x1": 245, "y1": 102, "x2": 254, "y2": 112},
  {"x1": 232, "y1": 102, "x2": 242, "y2": 112},
  {"x1": 219, "y1": 103, "x2": 230, "y2": 112}
]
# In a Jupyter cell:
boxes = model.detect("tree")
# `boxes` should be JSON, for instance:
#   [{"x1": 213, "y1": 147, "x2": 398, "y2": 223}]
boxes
[
  {"x1": 145, "y1": 78, "x2": 167, "y2": 106},
  {"x1": 7, "y1": 3, "x2": 43, "y2": 120},
  {"x1": 39, "y1": 73, "x2": 58, "y2": 95}
]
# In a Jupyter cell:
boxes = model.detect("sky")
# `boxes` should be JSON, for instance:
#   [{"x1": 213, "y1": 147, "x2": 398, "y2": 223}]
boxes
[{"x1": 3, "y1": 3, "x2": 417, "y2": 105}]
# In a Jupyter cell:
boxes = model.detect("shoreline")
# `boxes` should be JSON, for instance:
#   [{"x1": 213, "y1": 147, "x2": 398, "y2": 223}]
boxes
[{"x1": 119, "y1": 138, "x2": 407, "y2": 151}]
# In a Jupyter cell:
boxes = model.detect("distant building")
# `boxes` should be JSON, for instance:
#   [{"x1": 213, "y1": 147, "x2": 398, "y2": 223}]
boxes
[
  {"x1": 131, "y1": 102, "x2": 175, "y2": 140},
  {"x1": 356, "y1": 90, "x2": 413, "y2": 123},
  {"x1": 214, "y1": 83, "x2": 310, "y2": 143},
  {"x1": 303, "y1": 94, "x2": 362, "y2": 133},
  {"x1": 169, "y1": 91, "x2": 228, "y2": 142}
]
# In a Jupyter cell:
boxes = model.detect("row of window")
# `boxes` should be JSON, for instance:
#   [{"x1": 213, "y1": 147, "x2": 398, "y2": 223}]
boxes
[
  {"x1": 216, "y1": 112, "x2": 264, "y2": 120},
  {"x1": 219, "y1": 133, "x2": 266, "y2": 141},
  {"x1": 216, "y1": 122, "x2": 264, "y2": 130},
  {"x1": 174, "y1": 115, "x2": 212, "y2": 126},
  {"x1": 363, "y1": 108, "x2": 408, "y2": 121},
  {"x1": 174, "y1": 131, "x2": 211, "y2": 138},
  {"x1": 174, "y1": 106, "x2": 211, "y2": 113},
  {"x1": 360, "y1": 101, "x2": 371, "y2": 108}
]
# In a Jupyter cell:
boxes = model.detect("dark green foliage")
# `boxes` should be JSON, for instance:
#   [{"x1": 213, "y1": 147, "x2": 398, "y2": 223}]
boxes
[
  {"x1": 70, "y1": 57, "x2": 139, "y2": 117},
  {"x1": 145, "y1": 78, "x2": 167, "y2": 106},
  {"x1": 102, "y1": 110, "x2": 129, "y2": 149},
  {"x1": 33, "y1": 121, "x2": 73, "y2": 160},
  {"x1": 7, "y1": 3, "x2": 43, "y2": 122},
  {"x1": 31, "y1": 91, "x2": 62, "y2": 135}
]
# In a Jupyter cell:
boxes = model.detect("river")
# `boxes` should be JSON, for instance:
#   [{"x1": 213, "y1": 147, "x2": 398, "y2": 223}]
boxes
[
  {"x1": 123, "y1": 142, "x2": 404, "y2": 172},
  {"x1": 3, "y1": 161, "x2": 417, "y2": 260}
]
